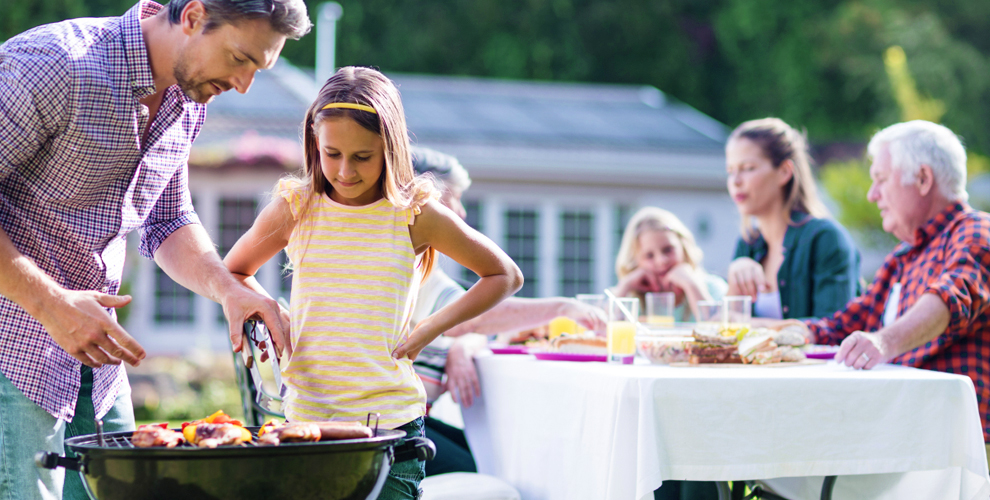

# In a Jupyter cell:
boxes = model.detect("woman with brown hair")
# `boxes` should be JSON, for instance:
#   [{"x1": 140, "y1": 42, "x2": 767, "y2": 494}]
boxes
[{"x1": 726, "y1": 118, "x2": 861, "y2": 319}]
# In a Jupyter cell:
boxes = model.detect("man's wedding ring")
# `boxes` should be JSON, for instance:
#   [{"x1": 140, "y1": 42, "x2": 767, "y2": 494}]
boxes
[{"x1": 859, "y1": 352, "x2": 870, "y2": 362}]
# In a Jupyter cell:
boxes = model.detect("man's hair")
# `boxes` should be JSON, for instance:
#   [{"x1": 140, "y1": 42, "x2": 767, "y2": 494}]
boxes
[
  {"x1": 867, "y1": 120, "x2": 968, "y2": 202},
  {"x1": 411, "y1": 146, "x2": 472, "y2": 194},
  {"x1": 167, "y1": 0, "x2": 312, "y2": 39}
]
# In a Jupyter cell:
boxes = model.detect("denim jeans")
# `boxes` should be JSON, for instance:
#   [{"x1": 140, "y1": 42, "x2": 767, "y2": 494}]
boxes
[
  {"x1": 376, "y1": 417, "x2": 426, "y2": 500},
  {"x1": 0, "y1": 367, "x2": 134, "y2": 500}
]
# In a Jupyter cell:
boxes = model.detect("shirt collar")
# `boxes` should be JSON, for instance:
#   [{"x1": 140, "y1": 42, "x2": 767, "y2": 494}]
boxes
[
  {"x1": 121, "y1": 1, "x2": 160, "y2": 99},
  {"x1": 911, "y1": 201, "x2": 969, "y2": 248},
  {"x1": 122, "y1": 1, "x2": 197, "y2": 106}
]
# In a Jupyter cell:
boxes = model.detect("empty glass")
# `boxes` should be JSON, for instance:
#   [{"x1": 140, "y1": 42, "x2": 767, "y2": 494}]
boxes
[
  {"x1": 576, "y1": 294, "x2": 608, "y2": 336},
  {"x1": 723, "y1": 295, "x2": 753, "y2": 332},
  {"x1": 645, "y1": 292, "x2": 676, "y2": 326},
  {"x1": 696, "y1": 300, "x2": 725, "y2": 329}
]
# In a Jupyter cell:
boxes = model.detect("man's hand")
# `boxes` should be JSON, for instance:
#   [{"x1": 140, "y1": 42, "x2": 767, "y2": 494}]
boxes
[
  {"x1": 222, "y1": 284, "x2": 289, "y2": 362},
  {"x1": 727, "y1": 257, "x2": 768, "y2": 299},
  {"x1": 834, "y1": 331, "x2": 889, "y2": 369},
  {"x1": 445, "y1": 335, "x2": 484, "y2": 407},
  {"x1": 559, "y1": 299, "x2": 607, "y2": 335},
  {"x1": 36, "y1": 290, "x2": 145, "y2": 368}
]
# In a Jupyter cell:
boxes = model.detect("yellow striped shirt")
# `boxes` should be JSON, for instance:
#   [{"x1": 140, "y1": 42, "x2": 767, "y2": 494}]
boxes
[{"x1": 279, "y1": 180, "x2": 425, "y2": 428}]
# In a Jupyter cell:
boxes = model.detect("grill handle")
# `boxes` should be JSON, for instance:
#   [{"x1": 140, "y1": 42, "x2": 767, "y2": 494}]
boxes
[
  {"x1": 392, "y1": 437, "x2": 436, "y2": 463},
  {"x1": 35, "y1": 452, "x2": 85, "y2": 473}
]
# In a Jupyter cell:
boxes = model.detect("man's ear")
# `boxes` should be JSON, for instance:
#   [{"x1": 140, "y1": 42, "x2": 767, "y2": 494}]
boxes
[
  {"x1": 180, "y1": 0, "x2": 208, "y2": 36},
  {"x1": 917, "y1": 164, "x2": 935, "y2": 196}
]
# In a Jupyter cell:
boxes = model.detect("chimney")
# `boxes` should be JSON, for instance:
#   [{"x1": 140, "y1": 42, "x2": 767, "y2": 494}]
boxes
[{"x1": 315, "y1": 2, "x2": 344, "y2": 85}]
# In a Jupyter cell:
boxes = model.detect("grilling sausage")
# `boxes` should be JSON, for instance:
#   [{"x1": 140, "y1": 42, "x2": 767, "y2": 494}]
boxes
[{"x1": 316, "y1": 421, "x2": 374, "y2": 440}]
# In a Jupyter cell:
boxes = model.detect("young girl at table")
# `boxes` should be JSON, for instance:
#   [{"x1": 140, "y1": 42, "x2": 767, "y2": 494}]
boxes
[
  {"x1": 613, "y1": 207, "x2": 727, "y2": 322},
  {"x1": 223, "y1": 66, "x2": 523, "y2": 499}
]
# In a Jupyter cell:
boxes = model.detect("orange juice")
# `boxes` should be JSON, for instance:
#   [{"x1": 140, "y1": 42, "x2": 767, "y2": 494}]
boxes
[
  {"x1": 549, "y1": 316, "x2": 579, "y2": 340},
  {"x1": 607, "y1": 321, "x2": 637, "y2": 356},
  {"x1": 646, "y1": 315, "x2": 675, "y2": 326}
]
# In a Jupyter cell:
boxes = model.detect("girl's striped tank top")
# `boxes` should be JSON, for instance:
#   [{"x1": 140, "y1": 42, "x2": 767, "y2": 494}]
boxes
[{"x1": 279, "y1": 179, "x2": 426, "y2": 429}]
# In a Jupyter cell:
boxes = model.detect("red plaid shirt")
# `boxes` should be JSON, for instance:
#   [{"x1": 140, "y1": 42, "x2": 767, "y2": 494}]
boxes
[{"x1": 808, "y1": 202, "x2": 990, "y2": 439}]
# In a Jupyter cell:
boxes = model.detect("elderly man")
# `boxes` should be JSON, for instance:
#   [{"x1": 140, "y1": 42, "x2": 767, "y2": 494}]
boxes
[
  {"x1": 0, "y1": 1, "x2": 309, "y2": 499},
  {"x1": 806, "y1": 120, "x2": 990, "y2": 443}
]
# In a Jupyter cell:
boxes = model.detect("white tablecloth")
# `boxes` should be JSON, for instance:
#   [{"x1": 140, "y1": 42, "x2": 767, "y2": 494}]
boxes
[{"x1": 461, "y1": 354, "x2": 990, "y2": 500}]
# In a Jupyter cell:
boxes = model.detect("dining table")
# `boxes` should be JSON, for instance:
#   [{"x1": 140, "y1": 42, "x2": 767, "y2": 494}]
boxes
[{"x1": 460, "y1": 352, "x2": 990, "y2": 500}]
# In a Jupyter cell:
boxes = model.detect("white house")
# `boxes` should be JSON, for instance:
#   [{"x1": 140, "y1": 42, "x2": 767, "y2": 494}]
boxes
[{"x1": 123, "y1": 61, "x2": 738, "y2": 354}]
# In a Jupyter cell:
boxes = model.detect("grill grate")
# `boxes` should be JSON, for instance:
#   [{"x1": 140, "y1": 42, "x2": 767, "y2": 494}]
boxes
[{"x1": 97, "y1": 431, "x2": 266, "y2": 449}]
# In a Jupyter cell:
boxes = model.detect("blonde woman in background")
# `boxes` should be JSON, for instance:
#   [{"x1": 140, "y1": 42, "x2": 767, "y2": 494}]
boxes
[
  {"x1": 613, "y1": 207, "x2": 728, "y2": 322},
  {"x1": 726, "y1": 118, "x2": 860, "y2": 320}
]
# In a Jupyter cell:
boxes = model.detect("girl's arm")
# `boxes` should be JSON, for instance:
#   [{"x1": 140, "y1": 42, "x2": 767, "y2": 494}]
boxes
[
  {"x1": 223, "y1": 197, "x2": 296, "y2": 358},
  {"x1": 395, "y1": 199, "x2": 524, "y2": 360},
  {"x1": 662, "y1": 264, "x2": 714, "y2": 322}
]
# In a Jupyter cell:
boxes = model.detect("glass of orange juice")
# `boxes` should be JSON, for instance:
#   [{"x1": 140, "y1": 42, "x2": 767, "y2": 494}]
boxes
[
  {"x1": 645, "y1": 292, "x2": 676, "y2": 326},
  {"x1": 606, "y1": 297, "x2": 639, "y2": 363}
]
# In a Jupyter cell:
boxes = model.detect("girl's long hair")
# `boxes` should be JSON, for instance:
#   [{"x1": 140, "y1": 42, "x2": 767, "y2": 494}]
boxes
[
  {"x1": 615, "y1": 207, "x2": 704, "y2": 280},
  {"x1": 283, "y1": 66, "x2": 437, "y2": 277},
  {"x1": 728, "y1": 118, "x2": 830, "y2": 242}
]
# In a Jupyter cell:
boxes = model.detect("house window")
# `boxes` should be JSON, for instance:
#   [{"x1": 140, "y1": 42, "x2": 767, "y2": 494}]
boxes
[
  {"x1": 559, "y1": 211, "x2": 594, "y2": 297},
  {"x1": 613, "y1": 205, "x2": 634, "y2": 282},
  {"x1": 217, "y1": 196, "x2": 258, "y2": 323},
  {"x1": 505, "y1": 209, "x2": 539, "y2": 298},
  {"x1": 460, "y1": 200, "x2": 483, "y2": 285},
  {"x1": 154, "y1": 266, "x2": 194, "y2": 324}
]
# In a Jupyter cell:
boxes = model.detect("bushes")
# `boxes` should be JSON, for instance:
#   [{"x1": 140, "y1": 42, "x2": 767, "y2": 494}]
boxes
[{"x1": 126, "y1": 351, "x2": 245, "y2": 423}]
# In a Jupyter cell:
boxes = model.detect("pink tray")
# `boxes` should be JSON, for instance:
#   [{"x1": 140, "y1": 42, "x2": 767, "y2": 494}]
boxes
[
  {"x1": 533, "y1": 352, "x2": 634, "y2": 364},
  {"x1": 803, "y1": 345, "x2": 841, "y2": 360},
  {"x1": 489, "y1": 345, "x2": 529, "y2": 355}
]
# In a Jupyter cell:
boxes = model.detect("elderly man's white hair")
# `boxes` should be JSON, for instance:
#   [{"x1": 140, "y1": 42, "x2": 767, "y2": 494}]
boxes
[{"x1": 867, "y1": 120, "x2": 968, "y2": 202}]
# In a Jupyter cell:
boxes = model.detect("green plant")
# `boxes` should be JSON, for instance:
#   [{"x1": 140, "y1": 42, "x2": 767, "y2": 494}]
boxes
[{"x1": 128, "y1": 351, "x2": 246, "y2": 424}]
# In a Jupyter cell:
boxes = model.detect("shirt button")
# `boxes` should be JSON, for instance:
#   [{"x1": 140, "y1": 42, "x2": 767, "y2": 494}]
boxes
[
  {"x1": 101, "y1": 286, "x2": 110, "y2": 293},
  {"x1": 782, "y1": 305, "x2": 789, "y2": 313},
  {"x1": 780, "y1": 280, "x2": 786, "y2": 287}
]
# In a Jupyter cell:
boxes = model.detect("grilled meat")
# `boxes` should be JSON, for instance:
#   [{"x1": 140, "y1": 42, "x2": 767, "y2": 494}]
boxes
[{"x1": 131, "y1": 423, "x2": 185, "y2": 448}]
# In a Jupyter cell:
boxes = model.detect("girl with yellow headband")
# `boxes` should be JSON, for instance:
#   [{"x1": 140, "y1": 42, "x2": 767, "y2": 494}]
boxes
[{"x1": 223, "y1": 66, "x2": 523, "y2": 499}]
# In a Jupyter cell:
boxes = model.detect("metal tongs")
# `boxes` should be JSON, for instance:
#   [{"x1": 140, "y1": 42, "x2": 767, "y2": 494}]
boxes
[{"x1": 243, "y1": 319, "x2": 285, "y2": 407}]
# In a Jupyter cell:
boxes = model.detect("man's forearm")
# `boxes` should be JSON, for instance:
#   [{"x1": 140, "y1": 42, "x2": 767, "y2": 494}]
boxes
[
  {"x1": 879, "y1": 293, "x2": 950, "y2": 356},
  {"x1": 0, "y1": 224, "x2": 61, "y2": 317},
  {"x1": 444, "y1": 297, "x2": 566, "y2": 336},
  {"x1": 153, "y1": 224, "x2": 238, "y2": 304}
]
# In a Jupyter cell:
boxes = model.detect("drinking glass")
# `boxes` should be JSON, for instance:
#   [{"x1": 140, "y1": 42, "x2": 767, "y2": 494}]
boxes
[
  {"x1": 606, "y1": 296, "x2": 639, "y2": 362},
  {"x1": 576, "y1": 294, "x2": 608, "y2": 336},
  {"x1": 696, "y1": 300, "x2": 725, "y2": 329},
  {"x1": 645, "y1": 292, "x2": 676, "y2": 326},
  {"x1": 723, "y1": 295, "x2": 753, "y2": 333}
]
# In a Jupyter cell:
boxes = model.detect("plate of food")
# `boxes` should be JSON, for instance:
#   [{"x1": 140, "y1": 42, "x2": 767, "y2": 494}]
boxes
[
  {"x1": 532, "y1": 334, "x2": 633, "y2": 363},
  {"x1": 647, "y1": 322, "x2": 814, "y2": 366}
]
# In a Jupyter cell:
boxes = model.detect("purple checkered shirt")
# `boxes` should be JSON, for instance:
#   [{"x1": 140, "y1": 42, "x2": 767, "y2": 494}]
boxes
[{"x1": 0, "y1": 1, "x2": 205, "y2": 421}]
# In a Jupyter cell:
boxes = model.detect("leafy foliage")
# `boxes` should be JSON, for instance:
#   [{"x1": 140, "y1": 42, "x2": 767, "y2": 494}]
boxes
[{"x1": 6, "y1": 0, "x2": 990, "y2": 154}]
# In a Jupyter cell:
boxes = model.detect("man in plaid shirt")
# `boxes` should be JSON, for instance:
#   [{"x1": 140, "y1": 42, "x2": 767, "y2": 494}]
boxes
[
  {"x1": 0, "y1": 1, "x2": 310, "y2": 498},
  {"x1": 804, "y1": 121, "x2": 990, "y2": 446}
]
